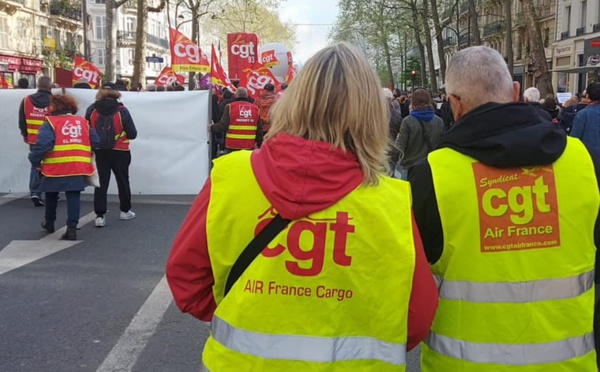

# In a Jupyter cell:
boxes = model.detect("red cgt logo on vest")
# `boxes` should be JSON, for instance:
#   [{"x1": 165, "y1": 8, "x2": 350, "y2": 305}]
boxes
[{"x1": 242, "y1": 209, "x2": 356, "y2": 302}]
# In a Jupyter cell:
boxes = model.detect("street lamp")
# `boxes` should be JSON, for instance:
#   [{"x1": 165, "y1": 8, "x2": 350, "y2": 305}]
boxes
[{"x1": 411, "y1": 70, "x2": 417, "y2": 90}]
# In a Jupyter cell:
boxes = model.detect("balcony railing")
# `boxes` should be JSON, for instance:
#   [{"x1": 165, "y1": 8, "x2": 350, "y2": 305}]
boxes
[
  {"x1": 594, "y1": 23, "x2": 600, "y2": 33},
  {"x1": 576, "y1": 27, "x2": 586, "y2": 36},
  {"x1": 49, "y1": 1, "x2": 82, "y2": 21},
  {"x1": 459, "y1": 1, "x2": 469, "y2": 14},
  {"x1": 561, "y1": 31, "x2": 569, "y2": 40},
  {"x1": 117, "y1": 31, "x2": 169, "y2": 49},
  {"x1": 443, "y1": 36, "x2": 456, "y2": 47},
  {"x1": 458, "y1": 33, "x2": 472, "y2": 45},
  {"x1": 483, "y1": 21, "x2": 505, "y2": 37}
]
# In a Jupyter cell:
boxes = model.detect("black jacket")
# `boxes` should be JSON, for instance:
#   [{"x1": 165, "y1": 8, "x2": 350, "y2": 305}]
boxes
[
  {"x1": 211, "y1": 97, "x2": 263, "y2": 148},
  {"x1": 85, "y1": 99, "x2": 137, "y2": 142},
  {"x1": 409, "y1": 102, "x2": 600, "y2": 277},
  {"x1": 18, "y1": 90, "x2": 52, "y2": 141}
]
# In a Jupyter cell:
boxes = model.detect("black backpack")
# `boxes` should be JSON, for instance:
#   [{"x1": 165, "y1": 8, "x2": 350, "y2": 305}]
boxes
[{"x1": 95, "y1": 111, "x2": 117, "y2": 150}]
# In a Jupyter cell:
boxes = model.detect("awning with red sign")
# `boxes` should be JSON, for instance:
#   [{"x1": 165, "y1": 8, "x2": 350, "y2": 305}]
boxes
[
  {"x1": 0, "y1": 55, "x2": 21, "y2": 72},
  {"x1": 20, "y1": 58, "x2": 43, "y2": 73}
]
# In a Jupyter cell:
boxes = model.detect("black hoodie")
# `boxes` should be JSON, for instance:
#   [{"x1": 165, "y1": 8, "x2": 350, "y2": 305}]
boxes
[
  {"x1": 84, "y1": 99, "x2": 137, "y2": 142},
  {"x1": 18, "y1": 90, "x2": 52, "y2": 141},
  {"x1": 409, "y1": 102, "x2": 600, "y2": 270}
]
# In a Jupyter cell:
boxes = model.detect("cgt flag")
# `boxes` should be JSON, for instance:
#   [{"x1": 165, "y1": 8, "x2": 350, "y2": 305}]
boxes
[
  {"x1": 261, "y1": 50, "x2": 279, "y2": 68},
  {"x1": 240, "y1": 61, "x2": 278, "y2": 99},
  {"x1": 211, "y1": 44, "x2": 235, "y2": 92},
  {"x1": 72, "y1": 56, "x2": 102, "y2": 88},
  {"x1": 0, "y1": 74, "x2": 13, "y2": 89},
  {"x1": 169, "y1": 28, "x2": 210, "y2": 73},
  {"x1": 284, "y1": 51, "x2": 296, "y2": 84},
  {"x1": 155, "y1": 66, "x2": 185, "y2": 87},
  {"x1": 227, "y1": 32, "x2": 259, "y2": 80}
]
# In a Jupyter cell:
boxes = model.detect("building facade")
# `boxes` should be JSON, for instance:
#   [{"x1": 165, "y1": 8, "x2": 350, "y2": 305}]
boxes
[
  {"x1": 553, "y1": 0, "x2": 600, "y2": 95},
  {"x1": 0, "y1": 0, "x2": 82, "y2": 87}
]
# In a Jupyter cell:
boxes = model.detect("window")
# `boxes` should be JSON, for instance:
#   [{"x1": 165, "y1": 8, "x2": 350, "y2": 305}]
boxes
[
  {"x1": 566, "y1": 6, "x2": 571, "y2": 32},
  {"x1": 0, "y1": 17, "x2": 8, "y2": 49},
  {"x1": 128, "y1": 49, "x2": 134, "y2": 65},
  {"x1": 581, "y1": 1, "x2": 587, "y2": 28},
  {"x1": 126, "y1": 18, "x2": 134, "y2": 32},
  {"x1": 97, "y1": 48, "x2": 105, "y2": 65},
  {"x1": 95, "y1": 16, "x2": 106, "y2": 40},
  {"x1": 544, "y1": 27, "x2": 550, "y2": 47},
  {"x1": 94, "y1": 0, "x2": 106, "y2": 3}
]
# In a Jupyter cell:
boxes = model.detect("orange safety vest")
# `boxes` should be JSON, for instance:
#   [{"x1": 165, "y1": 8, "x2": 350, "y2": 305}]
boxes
[
  {"x1": 41, "y1": 115, "x2": 94, "y2": 177},
  {"x1": 24, "y1": 96, "x2": 50, "y2": 145},
  {"x1": 90, "y1": 109, "x2": 130, "y2": 151},
  {"x1": 225, "y1": 101, "x2": 260, "y2": 150}
]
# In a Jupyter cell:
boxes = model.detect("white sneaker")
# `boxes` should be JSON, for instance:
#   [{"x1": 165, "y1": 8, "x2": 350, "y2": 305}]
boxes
[
  {"x1": 95, "y1": 216, "x2": 106, "y2": 228},
  {"x1": 120, "y1": 210, "x2": 136, "y2": 220}
]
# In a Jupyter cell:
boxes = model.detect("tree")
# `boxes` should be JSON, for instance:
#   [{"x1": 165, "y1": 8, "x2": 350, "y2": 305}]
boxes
[
  {"x1": 429, "y1": 0, "x2": 447, "y2": 83},
  {"x1": 504, "y1": 0, "x2": 513, "y2": 76},
  {"x1": 105, "y1": 0, "x2": 129, "y2": 83},
  {"x1": 421, "y1": 0, "x2": 438, "y2": 92},
  {"x1": 522, "y1": 0, "x2": 553, "y2": 97},
  {"x1": 131, "y1": 0, "x2": 166, "y2": 88},
  {"x1": 468, "y1": 0, "x2": 481, "y2": 45}
]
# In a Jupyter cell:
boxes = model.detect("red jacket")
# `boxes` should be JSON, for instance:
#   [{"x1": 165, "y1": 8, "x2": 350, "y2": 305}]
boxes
[{"x1": 166, "y1": 134, "x2": 438, "y2": 350}]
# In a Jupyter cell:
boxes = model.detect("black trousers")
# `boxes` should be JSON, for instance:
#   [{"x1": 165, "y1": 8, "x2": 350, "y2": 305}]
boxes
[{"x1": 94, "y1": 150, "x2": 132, "y2": 216}]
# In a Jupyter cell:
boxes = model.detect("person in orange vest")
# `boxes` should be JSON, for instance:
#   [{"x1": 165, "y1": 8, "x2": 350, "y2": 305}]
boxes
[
  {"x1": 210, "y1": 87, "x2": 263, "y2": 153},
  {"x1": 19, "y1": 76, "x2": 52, "y2": 207},
  {"x1": 85, "y1": 83, "x2": 137, "y2": 228},
  {"x1": 254, "y1": 83, "x2": 277, "y2": 134},
  {"x1": 28, "y1": 94, "x2": 99, "y2": 240},
  {"x1": 166, "y1": 43, "x2": 438, "y2": 371}
]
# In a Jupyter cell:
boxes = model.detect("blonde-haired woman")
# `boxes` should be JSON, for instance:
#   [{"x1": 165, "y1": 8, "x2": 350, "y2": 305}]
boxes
[
  {"x1": 166, "y1": 43, "x2": 437, "y2": 371},
  {"x1": 85, "y1": 83, "x2": 137, "y2": 228}
]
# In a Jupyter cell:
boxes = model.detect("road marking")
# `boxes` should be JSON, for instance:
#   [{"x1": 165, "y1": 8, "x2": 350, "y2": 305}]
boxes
[
  {"x1": 0, "y1": 212, "x2": 95, "y2": 276},
  {"x1": 0, "y1": 193, "x2": 28, "y2": 206},
  {"x1": 96, "y1": 275, "x2": 173, "y2": 372}
]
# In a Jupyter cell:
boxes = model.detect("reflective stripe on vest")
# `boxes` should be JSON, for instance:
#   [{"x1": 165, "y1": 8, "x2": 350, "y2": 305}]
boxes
[
  {"x1": 24, "y1": 96, "x2": 49, "y2": 144},
  {"x1": 225, "y1": 101, "x2": 259, "y2": 149},
  {"x1": 436, "y1": 270, "x2": 594, "y2": 303},
  {"x1": 41, "y1": 115, "x2": 94, "y2": 177},
  {"x1": 426, "y1": 332, "x2": 594, "y2": 366},
  {"x1": 203, "y1": 150, "x2": 414, "y2": 371},
  {"x1": 422, "y1": 138, "x2": 599, "y2": 371},
  {"x1": 212, "y1": 315, "x2": 407, "y2": 365}
]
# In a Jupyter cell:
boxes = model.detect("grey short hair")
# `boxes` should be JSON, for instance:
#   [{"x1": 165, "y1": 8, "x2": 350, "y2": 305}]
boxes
[
  {"x1": 523, "y1": 87, "x2": 541, "y2": 103},
  {"x1": 235, "y1": 87, "x2": 248, "y2": 98},
  {"x1": 37, "y1": 76, "x2": 52, "y2": 91},
  {"x1": 445, "y1": 46, "x2": 514, "y2": 108},
  {"x1": 382, "y1": 88, "x2": 394, "y2": 101}
]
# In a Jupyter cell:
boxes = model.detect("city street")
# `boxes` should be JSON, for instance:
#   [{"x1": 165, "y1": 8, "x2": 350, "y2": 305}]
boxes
[{"x1": 0, "y1": 193, "x2": 421, "y2": 372}]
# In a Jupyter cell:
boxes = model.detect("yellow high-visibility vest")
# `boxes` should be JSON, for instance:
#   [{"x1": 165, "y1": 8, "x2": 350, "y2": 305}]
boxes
[
  {"x1": 203, "y1": 150, "x2": 416, "y2": 371},
  {"x1": 422, "y1": 137, "x2": 599, "y2": 372}
]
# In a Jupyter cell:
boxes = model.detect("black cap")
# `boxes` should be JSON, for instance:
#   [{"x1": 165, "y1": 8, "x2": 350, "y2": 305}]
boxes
[{"x1": 101, "y1": 82, "x2": 116, "y2": 89}]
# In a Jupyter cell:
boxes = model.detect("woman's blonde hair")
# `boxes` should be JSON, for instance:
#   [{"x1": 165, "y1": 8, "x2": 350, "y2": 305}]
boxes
[
  {"x1": 266, "y1": 42, "x2": 389, "y2": 185},
  {"x1": 96, "y1": 86, "x2": 122, "y2": 101},
  {"x1": 563, "y1": 96, "x2": 577, "y2": 108}
]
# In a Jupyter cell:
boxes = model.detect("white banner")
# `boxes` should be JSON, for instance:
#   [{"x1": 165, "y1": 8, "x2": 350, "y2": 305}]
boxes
[{"x1": 0, "y1": 89, "x2": 210, "y2": 195}]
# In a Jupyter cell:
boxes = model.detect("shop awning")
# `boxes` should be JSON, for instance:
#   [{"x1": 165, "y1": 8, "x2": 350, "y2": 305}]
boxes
[{"x1": 553, "y1": 65, "x2": 600, "y2": 74}]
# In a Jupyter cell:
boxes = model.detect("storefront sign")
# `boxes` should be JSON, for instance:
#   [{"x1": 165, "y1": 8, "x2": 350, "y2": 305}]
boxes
[
  {"x1": 554, "y1": 45, "x2": 572, "y2": 57},
  {"x1": 0, "y1": 55, "x2": 21, "y2": 72},
  {"x1": 584, "y1": 38, "x2": 600, "y2": 64}
]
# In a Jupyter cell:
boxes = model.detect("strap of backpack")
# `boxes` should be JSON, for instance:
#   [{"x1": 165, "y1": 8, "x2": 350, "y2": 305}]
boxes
[
  {"x1": 416, "y1": 119, "x2": 433, "y2": 153},
  {"x1": 224, "y1": 214, "x2": 292, "y2": 297}
]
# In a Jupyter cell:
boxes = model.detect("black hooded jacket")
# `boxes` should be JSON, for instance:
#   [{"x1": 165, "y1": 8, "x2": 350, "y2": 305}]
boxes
[
  {"x1": 410, "y1": 102, "x2": 600, "y2": 274},
  {"x1": 18, "y1": 90, "x2": 52, "y2": 141},
  {"x1": 84, "y1": 99, "x2": 137, "y2": 142}
]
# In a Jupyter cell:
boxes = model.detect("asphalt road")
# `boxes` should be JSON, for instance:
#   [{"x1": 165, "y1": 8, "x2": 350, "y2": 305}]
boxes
[{"x1": 0, "y1": 193, "x2": 421, "y2": 372}]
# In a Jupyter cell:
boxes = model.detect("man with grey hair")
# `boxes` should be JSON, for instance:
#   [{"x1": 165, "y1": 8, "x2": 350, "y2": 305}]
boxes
[
  {"x1": 210, "y1": 87, "x2": 263, "y2": 153},
  {"x1": 523, "y1": 86, "x2": 552, "y2": 120},
  {"x1": 411, "y1": 46, "x2": 600, "y2": 371},
  {"x1": 18, "y1": 75, "x2": 53, "y2": 207}
]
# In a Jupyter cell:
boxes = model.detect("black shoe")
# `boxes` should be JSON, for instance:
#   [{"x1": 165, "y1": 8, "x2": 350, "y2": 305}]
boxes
[
  {"x1": 31, "y1": 196, "x2": 44, "y2": 207},
  {"x1": 61, "y1": 227, "x2": 77, "y2": 241},
  {"x1": 41, "y1": 221, "x2": 55, "y2": 233}
]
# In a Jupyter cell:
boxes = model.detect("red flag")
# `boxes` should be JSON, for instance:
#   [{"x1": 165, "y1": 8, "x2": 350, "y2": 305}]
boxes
[
  {"x1": 227, "y1": 33, "x2": 259, "y2": 80},
  {"x1": 210, "y1": 44, "x2": 235, "y2": 92},
  {"x1": 260, "y1": 50, "x2": 279, "y2": 68},
  {"x1": 72, "y1": 56, "x2": 102, "y2": 88},
  {"x1": 169, "y1": 28, "x2": 210, "y2": 73},
  {"x1": 0, "y1": 74, "x2": 12, "y2": 89},
  {"x1": 240, "y1": 61, "x2": 278, "y2": 99},
  {"x1": 155, "y1": 66, "x2": 185, "y2": 87}
]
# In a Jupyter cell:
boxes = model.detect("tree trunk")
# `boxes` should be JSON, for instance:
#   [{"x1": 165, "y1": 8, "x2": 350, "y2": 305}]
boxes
[
  {"x1": 522, "y1": 0, "x2": 553, "y2": 97},
  {"x1": 131, "y1": 0, "x2": 147, "y2": 88},
  {"x1": 504, "y1": 0, "x2": 514, "y2": 76},
  {"x1": 429, "y1": 0, "x2": 447, "y2": 83},
  {"x1": 421, "y1": 0, "x2": 438, "y2": 92},
  {"x1": 410, "y1": 1, "x2": 427, "y2": 87},
  {"x1": 468, "y1": 0, "x2": 481, "y2": 45},
  {"x1": 105, "y1": 0, "x2": 117, "y2": 82},
  {"x1": 383, "y1": 37, "x2": 394, "y2": 88}
]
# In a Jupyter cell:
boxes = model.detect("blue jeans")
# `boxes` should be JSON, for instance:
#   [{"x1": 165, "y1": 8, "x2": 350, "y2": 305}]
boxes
[
  {"x1": 45, "y1": 191, "x2": 80, "y2": 228},
  {"x1": 29, "y1": 167, "x2": 42, "y2": 198}
]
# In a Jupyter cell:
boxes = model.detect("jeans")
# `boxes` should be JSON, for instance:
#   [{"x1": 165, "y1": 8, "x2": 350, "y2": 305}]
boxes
[
  {"x1": 45, "y1": 191, "x2": 80, "y2": 228},
  {"x1": 94, "y1": 150, "x2": 132, "y2": 216},
  {"x1": 29, "y1": 167, "x2": 42, "y2": 198}
]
